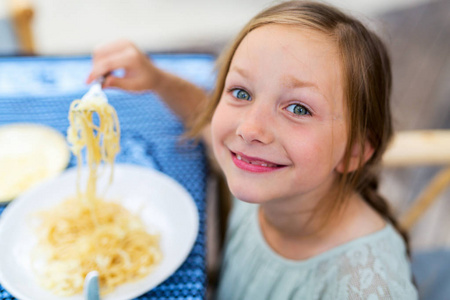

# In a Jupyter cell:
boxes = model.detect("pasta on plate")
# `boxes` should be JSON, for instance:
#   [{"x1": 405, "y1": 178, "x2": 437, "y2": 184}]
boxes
[{"x1": 30, "y1": 94, "x2": 162, "y2": 296}]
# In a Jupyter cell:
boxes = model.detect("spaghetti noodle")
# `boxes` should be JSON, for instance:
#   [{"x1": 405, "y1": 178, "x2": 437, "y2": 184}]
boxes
[{"x1": 31, "y1": 94, "x2": 162, "y2": 296}]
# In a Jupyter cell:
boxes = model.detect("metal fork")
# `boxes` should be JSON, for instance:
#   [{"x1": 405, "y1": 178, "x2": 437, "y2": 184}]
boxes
[{"x1": 81, "y1": 76, "x2": 108, "y2": 103}]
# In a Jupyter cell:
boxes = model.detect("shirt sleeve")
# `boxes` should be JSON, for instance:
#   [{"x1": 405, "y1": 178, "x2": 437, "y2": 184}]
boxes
[{"x1": 330, "y1": 243, "x2": 418, "y2": 300}]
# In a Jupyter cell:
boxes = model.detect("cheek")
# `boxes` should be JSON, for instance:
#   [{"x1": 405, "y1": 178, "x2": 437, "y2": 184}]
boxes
[
  {"x1": 287, "y1": 137, "x2": 325, "y2": 166},
  {"x1": 211, "y1": 102, "x2": 224, "y2": 137},
  {"x1": 211, "y1": 101, "x2": 230, "y2": 154},
  {"x1": 287, "y1": 123, "x2": 347, "y2": 168},
  {"x1": 331, "y1": 121, "x2": 348, "y2": 159}
]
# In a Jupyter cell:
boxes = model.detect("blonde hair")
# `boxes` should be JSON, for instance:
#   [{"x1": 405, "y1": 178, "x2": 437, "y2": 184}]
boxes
[{"x1": 191, "y1": 0, "x2": 409, "y2": 254}]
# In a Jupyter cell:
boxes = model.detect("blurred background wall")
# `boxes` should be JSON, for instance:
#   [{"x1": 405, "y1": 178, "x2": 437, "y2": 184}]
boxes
[{"x1": 0, "y1": 0, "x2": 432, "y2": 55}]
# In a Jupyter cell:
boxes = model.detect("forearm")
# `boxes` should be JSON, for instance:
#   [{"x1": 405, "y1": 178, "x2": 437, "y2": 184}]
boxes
[{"x1": 153, "y1": 69, "x2": 217, "y2": 168}]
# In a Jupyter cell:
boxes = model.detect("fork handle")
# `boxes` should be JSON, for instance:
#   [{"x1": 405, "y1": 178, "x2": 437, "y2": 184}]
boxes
[{"x1": 84, "y1": 271, "x2": 100, "y2": 300}]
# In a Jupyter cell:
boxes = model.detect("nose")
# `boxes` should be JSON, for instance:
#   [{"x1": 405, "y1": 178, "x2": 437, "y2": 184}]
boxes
[{"x1": 235, "y1": 103, "x2": 274, "y2": 145}]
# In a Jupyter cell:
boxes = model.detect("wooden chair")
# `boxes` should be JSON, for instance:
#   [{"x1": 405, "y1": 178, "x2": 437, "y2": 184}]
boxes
[
  {"x1": 8, "y1": 0, "x2": 34, "y2": 54},
  {"x1": 382, "y1": 130, "x2": 450, "y2": 230}
]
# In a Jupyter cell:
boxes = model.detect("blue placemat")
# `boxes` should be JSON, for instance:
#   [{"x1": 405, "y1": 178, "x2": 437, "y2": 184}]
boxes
[{"x1": 0, "y1": 54, "x2": 216, "y2": 299}]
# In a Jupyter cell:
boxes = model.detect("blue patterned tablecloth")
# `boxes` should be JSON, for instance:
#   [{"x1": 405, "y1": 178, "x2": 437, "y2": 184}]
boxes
[{"x1": 0, "y1": 54, "x2": 216, "y2": 299}]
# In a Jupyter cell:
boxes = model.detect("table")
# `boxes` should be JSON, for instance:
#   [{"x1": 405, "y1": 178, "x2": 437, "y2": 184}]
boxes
[{"x1": 0, "y1": 53, "x2": 216, "y2": 299}]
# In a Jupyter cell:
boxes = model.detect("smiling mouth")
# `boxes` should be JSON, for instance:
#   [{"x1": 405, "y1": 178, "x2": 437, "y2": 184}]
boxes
[
  {"x1": 231, "y1": 151, "x2": 286, "y2": 172},
  {"x1": 235, "y1": 153, "x2": 278, "y2": 167}
]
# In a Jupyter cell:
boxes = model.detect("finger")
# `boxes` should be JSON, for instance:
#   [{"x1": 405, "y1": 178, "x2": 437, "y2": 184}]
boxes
[
  {"x1": 101, "y1": 75, "x2": 119, "y2": 88},
  {"x1": 86, "y1": 71, "x2": 101, "y2": 84},
  {"x1": 87, "y1": 40, "x2": 140, "y2": 83},
  {"x1": 88, "y1": 51, "x2": 133, "y2": 84}
]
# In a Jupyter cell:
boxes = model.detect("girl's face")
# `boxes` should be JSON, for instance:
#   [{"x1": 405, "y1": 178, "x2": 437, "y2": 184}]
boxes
[{"x1": 211, "y1": 24, "x2": 348, "y2": 207}]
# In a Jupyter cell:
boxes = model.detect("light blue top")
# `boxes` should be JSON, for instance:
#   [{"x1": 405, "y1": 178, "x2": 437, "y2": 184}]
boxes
[{"x1": 216, "y1": 199, "x2": 418, "y2": 300}]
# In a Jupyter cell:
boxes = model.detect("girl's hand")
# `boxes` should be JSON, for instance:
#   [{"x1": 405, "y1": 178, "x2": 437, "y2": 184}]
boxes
[
  {"x1": 86, "y1": 39, "x2": 162, "y2": 92},
  {"x1": 87, "y1": 39, "x2": 211, "y2": 151}
]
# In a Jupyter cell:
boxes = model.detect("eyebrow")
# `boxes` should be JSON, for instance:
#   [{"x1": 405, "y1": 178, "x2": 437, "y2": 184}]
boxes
[
  {"x1": 229, "y1": 66, "x2": 317, "y2": 90},
  {"x1": 282, "y1": 75, "x2": 318, "y2": 90},
  {"x1": 229, "y1": 66, "x2": 250, "y2": 79}
]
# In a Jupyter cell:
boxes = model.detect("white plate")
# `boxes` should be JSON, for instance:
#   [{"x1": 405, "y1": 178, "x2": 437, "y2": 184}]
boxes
[
  {"x1": 0, "y1": 123, "x2": 70, "y2": 203},
  {"x1": 0, "y1": 164, "x2": 199, "y2": 300}
]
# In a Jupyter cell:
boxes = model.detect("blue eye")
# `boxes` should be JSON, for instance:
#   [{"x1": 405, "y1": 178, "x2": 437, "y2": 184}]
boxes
[
  {"x1": 231, "y1": 89, "x2": 251, "y2": 101},
  {"x1": 286, "y1": 104, "x2": 310, "y2": 116}
]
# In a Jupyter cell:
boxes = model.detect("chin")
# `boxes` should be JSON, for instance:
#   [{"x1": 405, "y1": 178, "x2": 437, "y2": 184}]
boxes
[{"x1": 228, "y1": 183, "x2": 269, "y2": 204}]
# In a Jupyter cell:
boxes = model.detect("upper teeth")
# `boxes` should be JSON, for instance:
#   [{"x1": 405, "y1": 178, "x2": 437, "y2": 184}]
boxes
[{"x1": 236, "y1": 154, "x2": 270, "y2": 167}]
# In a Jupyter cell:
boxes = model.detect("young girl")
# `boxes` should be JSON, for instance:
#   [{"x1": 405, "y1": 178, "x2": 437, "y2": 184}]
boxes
[{"x1": 88, "y1": 1, "x2": 418, "y2": 299}]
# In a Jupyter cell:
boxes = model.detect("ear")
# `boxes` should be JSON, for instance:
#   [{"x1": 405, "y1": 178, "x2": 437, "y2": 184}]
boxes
[{"x1": 336, "y1": 139, "x2": 375, "y2": 173}]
